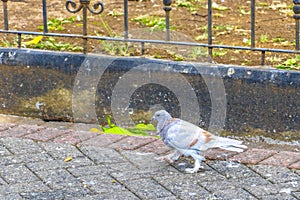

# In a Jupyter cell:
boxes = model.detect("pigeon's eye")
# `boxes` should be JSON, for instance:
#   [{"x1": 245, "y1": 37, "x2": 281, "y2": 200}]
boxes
[{"x1": 156, "y1": 114, "x2": 160, "y2": 117}]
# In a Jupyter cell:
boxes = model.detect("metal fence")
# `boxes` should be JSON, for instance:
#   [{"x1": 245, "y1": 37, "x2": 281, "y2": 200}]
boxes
[{"x1": 1, "y1": 0, "x2": 300, "y2": 65}]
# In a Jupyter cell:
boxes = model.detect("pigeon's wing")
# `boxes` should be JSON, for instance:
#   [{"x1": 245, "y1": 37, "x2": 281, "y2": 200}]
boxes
[{"x1": 164, "y1": 119, "x2": 203, "y2": 150}]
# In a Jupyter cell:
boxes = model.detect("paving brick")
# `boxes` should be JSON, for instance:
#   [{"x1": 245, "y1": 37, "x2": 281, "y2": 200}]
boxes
[
  {"x1": 0, "y1": 164, "x2": 39, "y2": 184},
  {"x1": 38, "y1": 142, "x2": 85, "y2": 159},
  {"x1": 26, "y1": 157, "x2": 94, "y2": 172},
  {"x1": 68, "y1": 162, "x2": 138, "y2": 177},
  {"x1": 0, "y1": 146, "x2": 12, "y2": 156},
  {"x1": 0, "y1": 123, "x2": 17, "y2": 132},
  {"x1": 21, "y1": 187, "x2": 93, "y2": 200},
  {"x1": 293, "y1": 191, "x2": 300, "y2": 199},
  {"x1": 250, "y1": 164, "x2": 300, "y2": 183},
  {"x1": 229, "y1": 148, "x2": 278, "y2": 164},
  {"x1": 259, "y1": 151, "x2": 300, "y2": 167},
  {"x1": 244, "y1": 181, "x2": 300, "y2": 197},
  {"x1": 78, "y1": 174, "x2": 129, "y2": 194},
  {"x1": 79, "y1": 145, "x2": 127, "y2": 164},
  {"x1": 0, "y1": 152, "x2": 53, "y2": 166},
  {"x1": 206, "y1": 160, "x2": 262, "y2": 179},
  {"x1": 0, "y1": 124, "x2": 45, "y2": 138},
  {"x1": 35, "y1": 169, "x2": 82, "y2": 189},
  {"x1": 0, "y1": 177, "x2": 6, "y2": 186},
  {"x1": 154, "y1": 172, "x2": 215, "y2": 200},
  {"x1": 1, "y1": 181, "x2": 49, "y2": 194},
  {"x1": 79, "y1": 134, "x2": 126, "y2": 147},
  {"x1": 121, "y1": 150, "x2": 170, "y2": 171},
  {"x1": 261, "y1": 193, "x2": 298, "y2": 200},
  {"x1": 0, "y1": 193, "x2": 23, "y2": 200},
  {"x1": 137, "y1": 139, "x2": 172, "y2": 155},
  {"x1": 289, "y1": 160, "x2": 300, "y2": 170},
  {"x1": 53, "y1": 130, "x2": 98, "y2": 145},
  {"x1": 202, "y1": 148, "x2": 239, "y2": 160},
  {"x1": 0, "y1": 137, "x2": 44, "y2": 155},
  {"x1": 71, "y1": 191, "x2": 139, "y2": 200},
  {"x1": 25, "y1": 128, "x2": 70, "y2": 142},
  {"x1": 122, "y1": 178, "x2": 175, "y2": 199},
  {"x1": 109, "y1": 136, "x2": 156, "y2": 150}
]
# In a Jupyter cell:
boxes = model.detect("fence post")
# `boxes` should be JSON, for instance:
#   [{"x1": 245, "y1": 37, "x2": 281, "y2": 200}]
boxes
[
  {"x1": 2, "y1": 0, "x2": 8, "y2": 30},
  {"x1": 293, "y1": 0, "x2": 300, "y2": 50},
  {"x1": 251, "y1": 0, "x2": 255, "y2": 48},
  {"x1": 124, "y1": 0, "x2": 128, "y2": 40},
  {"x1": 66, "y1": 0, "x2": 104, "y2": 54},
  {"x1": 207, "y1": 0, "x2": 212, "y2": 63},
  {"x1": 42, "y1": 0, "x2": 48, "y2": 33},
  {"x1": 163, "y1": 0, "x2": 172, "y2": 41}
]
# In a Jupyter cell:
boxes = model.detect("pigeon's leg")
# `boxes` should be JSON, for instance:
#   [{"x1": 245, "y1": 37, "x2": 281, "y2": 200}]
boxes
[
  {"x1": 155, "y1": 150, "x2": 182, "y2": 163},
  {"x1": 185, "y1": 154, "x2": 205, "y2": 173}
]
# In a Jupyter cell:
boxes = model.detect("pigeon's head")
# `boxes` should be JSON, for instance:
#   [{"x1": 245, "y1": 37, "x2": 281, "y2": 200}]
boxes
[{"x1": 151, "y1": 110, "x2": 172, "y2": 122}]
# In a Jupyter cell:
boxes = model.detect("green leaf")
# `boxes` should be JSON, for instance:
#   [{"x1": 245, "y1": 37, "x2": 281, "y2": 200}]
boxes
[{"x1": 134, "y1": 123, "x2": 156, "y2": 131}]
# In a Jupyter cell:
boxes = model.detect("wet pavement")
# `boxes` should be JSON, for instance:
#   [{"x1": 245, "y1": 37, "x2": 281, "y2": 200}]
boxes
[{"x1": 0, "y1": 114, "x2": 299, "y2": 199}]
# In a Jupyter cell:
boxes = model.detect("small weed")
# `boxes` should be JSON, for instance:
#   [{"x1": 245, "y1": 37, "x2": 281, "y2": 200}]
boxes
[
  {"x1": 258, "y1": 2, "x2": 269, "y2": 7},
  {"x1": 38, "y1": 16, "x2": 78, "y2": 31},
  {"x1": 132, "y1": 15, "x2": 175, "y2": 31},
  {"x1": 211, "y1": 2, "x2": 230, "y2": 11},
  {"x1": 189, "y1": 47, "x2": 208, "y2": 59},
  {"x1": 272, "y1": 36, "x2": 285, "y2": 43},
  {"x1": 97, "y1": 15, "x2": 131, "y2": 56},
  {"x1": 260, "y1": 35, "x2": 268, "y2": 43},
  {"x1": 177, "y1": 0, "x2": 197, "y2": 12},
  {"x1": 177, "y1": 0, "x2": 192, "y2": 8},
  {"x1": 1, "y1": 38, "x2": 16, "y2": 47},
  {"x1": 195, "y1": 33, "x2": 208, "y2": 41},
  {"x1": 107, "y1": 9, "x2": 123, "y2": 17},
  {"x1": 277, "y1": 56, "x2": 300, "y2": 70},
  {"x1": 213, "y1": 24, "x2": 234, "y2": 31},
  {"x1": 213, "y1": 13, "x2": 224, "y2": 18},
  {"x1": 21, "y1": 35, "x2": 83, "y2": 51},
  {"x1": 212, "y1": 49, "x2": 227, "y2": 57},
  {"x1": 90, "y1": 115, "x2": 157, "y2": 137},
  {"x1": 239, "y1": 8, "x2": 250, "y2": 15},
  {"x1": 174, "y1": 54, "x2": 184, "y2": 61},
  {"x1": 243, "y1": 38, "x2": 251, "y2": 46}
]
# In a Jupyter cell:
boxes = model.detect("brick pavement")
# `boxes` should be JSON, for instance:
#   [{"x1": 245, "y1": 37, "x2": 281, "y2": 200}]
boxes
[{"x1": 0, "y1": 115, "x2": 299, "y2": 199}]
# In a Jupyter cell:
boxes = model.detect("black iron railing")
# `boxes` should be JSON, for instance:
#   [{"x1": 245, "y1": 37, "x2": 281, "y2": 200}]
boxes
[{"x1": 0, "y1": 0, "x2": 300, "y2": 65}]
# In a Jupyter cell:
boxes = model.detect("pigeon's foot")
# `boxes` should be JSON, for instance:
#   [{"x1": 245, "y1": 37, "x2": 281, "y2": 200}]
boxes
[{"x1": 185, "y1": 165, "x2": 204, "y2": 173}]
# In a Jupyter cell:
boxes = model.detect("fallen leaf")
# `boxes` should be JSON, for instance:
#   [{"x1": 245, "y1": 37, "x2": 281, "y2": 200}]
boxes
[{"x1": 64, "y1": 156, "x2": 72, "y2": 162}]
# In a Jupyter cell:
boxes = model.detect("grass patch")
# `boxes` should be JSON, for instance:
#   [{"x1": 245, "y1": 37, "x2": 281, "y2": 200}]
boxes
[
  {"x1": 276, "y1": 56, "x2": 300, "y2": 70},
  {"x1": 132, "y1": 15, "x2": 175, "y2": 31},
  {"x1": 38, "y1": 16, "x2": 79, "y2": 31}
]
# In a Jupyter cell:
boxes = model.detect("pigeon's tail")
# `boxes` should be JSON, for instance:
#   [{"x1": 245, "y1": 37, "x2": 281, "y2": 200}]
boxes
[
  {"x1": 219, "y1": 144, "x2": 247, "y2": 153},
  {"x1": 208, "y1": 136, "x2": 247, "y2": 152}
]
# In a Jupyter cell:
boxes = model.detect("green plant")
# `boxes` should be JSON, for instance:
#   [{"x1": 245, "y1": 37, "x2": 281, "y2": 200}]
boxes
[
  {"x1": 106, "y1": 9, "x2": 123, "y2": 17},
  {"x1": 90, "y1": 115, "x2": 158, "y2": 137},
  {"x1": 276, "y1": 56, "x2": 300, "y2": 70},
  {"x1": 272, "y1": 36, "x2": 285, "y2": 43},
  {"x1": 195, "y1": 33, "x2": 208, "y2": 41},
  {"x1": 177, "y1": 0, "x2": 192, "y2": 8},
  {"x1": 189, "y1": 47, "x2": 208, "y2": 59},
  {"x1": 260, "y1": 35, "x2": 268, "y2": 43},
  {"x1": 132, "y1": 15, "x2": 175, "y2": 31},
  {"x1": 212, "y1": 49, "x2": 227, "y2": 57},
  {"x1": 38, "y1": 16, "x2": 78, "y2": 31},
  {"x1": 97, "y1": 15, "x2": 131, "y2": 56},
  {"x1": 211, "y1": 2, "x2": 230, "y2": 11},
  {"x1": 22, "y1": 35, "x2": 83, "y2": 51}
]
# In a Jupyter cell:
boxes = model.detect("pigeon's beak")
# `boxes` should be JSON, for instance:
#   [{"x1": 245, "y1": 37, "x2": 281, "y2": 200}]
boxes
[{"x1": 151, "y1": 116, "x2": 156, "y2": 121}]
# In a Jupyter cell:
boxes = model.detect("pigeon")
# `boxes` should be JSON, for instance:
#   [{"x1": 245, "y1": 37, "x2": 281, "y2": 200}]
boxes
[{"x1": 152, "y1": 110, "x2": 247, "y2": 173}]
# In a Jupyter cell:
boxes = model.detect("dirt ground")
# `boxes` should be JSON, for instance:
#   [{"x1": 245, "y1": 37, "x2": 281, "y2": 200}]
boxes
[{"x1": 0, "y1": 0, "x2": 298, "y2": 68}]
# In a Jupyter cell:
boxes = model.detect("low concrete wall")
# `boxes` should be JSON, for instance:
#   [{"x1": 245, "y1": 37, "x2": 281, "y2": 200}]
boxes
[{"x1": 0, "y1": 48, "x2": 299, "y2": 134}]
